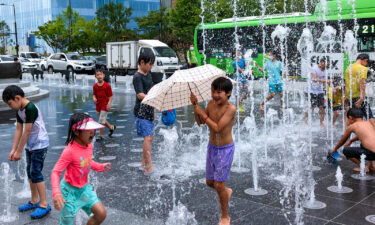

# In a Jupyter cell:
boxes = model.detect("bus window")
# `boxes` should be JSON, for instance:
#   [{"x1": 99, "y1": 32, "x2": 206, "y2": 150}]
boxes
[{"x1": 357, "y1": 36, "x2": 375, "y2": 52}]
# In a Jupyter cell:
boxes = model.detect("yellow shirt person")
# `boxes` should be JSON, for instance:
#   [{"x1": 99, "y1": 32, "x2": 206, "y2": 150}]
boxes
[{"x1": 344, "y1": 62, "x2": 368, "y2": 100}]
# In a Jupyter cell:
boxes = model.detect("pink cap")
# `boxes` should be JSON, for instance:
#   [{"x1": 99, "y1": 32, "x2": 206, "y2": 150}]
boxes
[{"x1": 72, "y1": 118, "x2": 104, "y2": 130}]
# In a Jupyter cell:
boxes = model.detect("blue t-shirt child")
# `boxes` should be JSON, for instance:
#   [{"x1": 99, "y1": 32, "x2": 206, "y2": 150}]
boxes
[
  {"x1": 232, "y1": 58, "x2": 248, "y2": 83},
  {"x1": 265, "y1": 60, "x2": 283, "y2": 85}
]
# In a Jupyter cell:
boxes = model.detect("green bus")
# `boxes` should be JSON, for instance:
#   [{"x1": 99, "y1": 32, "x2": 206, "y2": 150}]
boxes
[{"x1": 194, "y1": 0, "x2": 375, "y2": 79}]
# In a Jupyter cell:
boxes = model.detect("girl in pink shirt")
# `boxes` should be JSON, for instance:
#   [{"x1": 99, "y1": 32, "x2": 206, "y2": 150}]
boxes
[{"x1": 51, "y1": 113, "x2": 111, "y2": 225}]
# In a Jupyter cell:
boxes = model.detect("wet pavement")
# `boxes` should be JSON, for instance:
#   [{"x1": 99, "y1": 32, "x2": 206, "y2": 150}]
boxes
[{"x1": 0, "y1": 75, "x2": 374, "y2": 225}]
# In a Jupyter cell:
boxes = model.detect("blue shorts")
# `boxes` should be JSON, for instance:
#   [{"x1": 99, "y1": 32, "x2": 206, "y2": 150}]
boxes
[
  {"x1": 269, "y1": 83, "x2": 283, "y2": 93},
  {"x1": 25, "y1": 148, "x2": 48, "y2": 183},
  {"x1": 206, "y1": 143, "x2": 235, "y2": 182},
  {"x1": 136, "y1": 117, "x2": 154, "y2": 137}
]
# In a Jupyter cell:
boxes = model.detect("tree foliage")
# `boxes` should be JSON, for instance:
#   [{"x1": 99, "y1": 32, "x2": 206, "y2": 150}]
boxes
[
  {"x1": 136, "y1": 8, "x2": 170, "y2": 42},
  {"x1": 35, "y1": 18, "x2": 67, "y2": 53},
  {"x1": 34, "y1": 0, "x2": 322, "y2": 54},
  {"x1": 0, "y1": 20, "x2": 10, "y2": 54},
  {"x1": 96, "y1": 2, "x2": 133, "y2": 42}
]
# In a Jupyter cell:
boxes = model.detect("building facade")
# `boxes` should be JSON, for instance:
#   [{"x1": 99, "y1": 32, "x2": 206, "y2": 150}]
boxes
[{"x1": 0, "y1": 0, "x2": 160, "y2": 53}]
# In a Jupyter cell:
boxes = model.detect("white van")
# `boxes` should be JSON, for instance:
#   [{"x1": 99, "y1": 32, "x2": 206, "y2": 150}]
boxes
[{"x1": 106, "y1": 40, "x2": 180, "y2": 78}]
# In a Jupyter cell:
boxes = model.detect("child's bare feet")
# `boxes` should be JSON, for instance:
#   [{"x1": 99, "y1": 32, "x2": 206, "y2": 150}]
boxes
[
  {"x1": 144, "y1": 165, "x2": 154, "y2": 175},
  {"x1": 320, "y1": 123, "x2": 325, "y2": 127},
  {"x1": 219, "y1": 217, "x2": 231, "y2": 225}
]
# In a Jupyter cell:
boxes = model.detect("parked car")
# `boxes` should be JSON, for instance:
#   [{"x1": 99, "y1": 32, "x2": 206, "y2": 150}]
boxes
[
  {"x1": 94, "y1": 55, "x2": 107, "y2": 70},
  {"x1": 20, "y1": 52, "x2": 41, "y2": 64},
  {"x1": 20, "y1": 58, "x2": 38, "y2": 72},
  {"x1": 84, "y1": 55, "x2": 107, "y2": 70},
  {"x1": 46, "y1": 52, "x2": 95, "y2": 74},
  {"x1": 0, "y1": 55, "x2": 14, "y2": 62},
  {"x1": 0, "y1": 55, "x2": 21, "y2": 79},
  {"x1": 38, "y1": 55, "x2": 51, "y2": 71}
]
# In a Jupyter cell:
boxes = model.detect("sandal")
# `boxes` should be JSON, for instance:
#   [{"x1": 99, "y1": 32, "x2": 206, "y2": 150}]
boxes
[
  {"x1": 108, "y1": 125, "x2": 116, "y2": 137},
  {"x1": 19, "y1": 201, "x2": 39, "y2": 212},
  {"x1": 30, "y1": 205, "x2": 51, "y2": 219}
]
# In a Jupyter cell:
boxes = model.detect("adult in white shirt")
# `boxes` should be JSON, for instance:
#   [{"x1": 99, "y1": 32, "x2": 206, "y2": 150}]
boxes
[{"x1": 303, "y1": 58, "x2": 329, "y2": 127}]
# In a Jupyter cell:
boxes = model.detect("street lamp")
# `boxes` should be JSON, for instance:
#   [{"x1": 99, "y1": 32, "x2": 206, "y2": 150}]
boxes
[{"x1": 0, "y1": 3, "x2": 19, "y2": 57}]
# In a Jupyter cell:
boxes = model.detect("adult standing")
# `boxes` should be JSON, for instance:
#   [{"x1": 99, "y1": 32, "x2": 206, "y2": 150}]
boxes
[
  {"x1": 186, "y1": 44, "x2": 198, "y2": 68},
  {"x1": 344, "y1": 53, "x2": 375, "y2": 126},
  {"x1": 133, "y1": 52, "x2": 155, "y2": 175},
  {"x1": 303, "y1": 58, "x2": 329, "y2": 127}
]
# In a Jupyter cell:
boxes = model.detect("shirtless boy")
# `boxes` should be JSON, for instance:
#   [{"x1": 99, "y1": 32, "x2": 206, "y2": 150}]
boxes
[
  {"x1": 329, "y1": 108, "x2": 375, "y2": 172},
  {"x1": 190, "y1": 77, "x2": 236, "y2": 225}
]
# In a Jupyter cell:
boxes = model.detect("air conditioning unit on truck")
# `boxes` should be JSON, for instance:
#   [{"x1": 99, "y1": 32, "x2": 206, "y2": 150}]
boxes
[{"x1": 106, "y1": 40, "x2": 181, "y2": 82}]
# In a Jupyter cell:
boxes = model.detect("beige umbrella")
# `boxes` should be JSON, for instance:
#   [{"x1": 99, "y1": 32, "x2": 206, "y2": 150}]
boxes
[{"x1": 142, "y1": 64, "x2": 233, "y2": 111}]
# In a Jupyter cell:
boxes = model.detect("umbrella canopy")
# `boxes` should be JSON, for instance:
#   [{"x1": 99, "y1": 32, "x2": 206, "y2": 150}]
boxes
[{"x1": 142, "y1": 64, "x2": 233, "y2": 111}]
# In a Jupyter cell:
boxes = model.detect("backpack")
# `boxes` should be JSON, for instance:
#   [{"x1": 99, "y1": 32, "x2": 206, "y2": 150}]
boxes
[{"x1": 161, "y1": 109, "x2": 177, "y2": 126}]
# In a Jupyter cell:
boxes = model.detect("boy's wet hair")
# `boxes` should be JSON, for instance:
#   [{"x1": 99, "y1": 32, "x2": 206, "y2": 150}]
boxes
[
  {"x1": 95, "y1": 68, "x2": 105, "y2": 75},
  {"x1": 357, "y1": 53, "x2": 369, "y2": 61},
  {"x1": 138, "y1": 51, "x2": 155, "y2": 65},
  {"x1": 319, "y1": 58, "x2": 326, "y2": 63},
  {"x1": 66, "y1": 112, "x2": 91, "y2": 145},
  {"x1": 2, "y1": 85, "x2": 25, "y2": 102},
  {"x1": 269, "y1": 50, "x2": 280, "y2": 60},
  {"x1": 211, "y1": 77, "x2": 233, "y2": 99},
  {"x1": 347, "y1": 108, "x2": 364, "y2": 119}
]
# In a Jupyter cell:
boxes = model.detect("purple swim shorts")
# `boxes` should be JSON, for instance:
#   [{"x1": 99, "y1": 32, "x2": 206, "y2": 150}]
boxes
[{"x1": 206, "y1": 142, "x2": 235, "y2": 182}]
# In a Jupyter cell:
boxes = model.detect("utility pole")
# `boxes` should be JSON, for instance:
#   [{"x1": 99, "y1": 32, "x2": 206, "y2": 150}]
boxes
[
  {"x1": 13, "y1": 4, "x2": 18, "y2": 57},
  {"x1": 68, "y1": 0, "x2": 72, "y2": 51}
]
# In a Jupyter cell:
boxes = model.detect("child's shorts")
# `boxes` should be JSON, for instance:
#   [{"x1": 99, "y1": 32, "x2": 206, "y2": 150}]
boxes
[
  {"x1": 25, "y1": 148, "x2": 47, "y2": 183},
  {"x1": 60, "y1": 179, "x2": 100, "y2": 225},
  {"x1": 98, "y1": 110, "x2": 108, "y2": 124},
  {"x1": 206, "y1": 143, "x2": 235, "y2": 182},
  {"x1": 136, "y1": 117, "x2": 154, "y2": 137},
  {"x1": 269, "y1": 83, "x2": 283, "y2": 93},
  {"x1": 343, "y1": 145, "x2": 375, "y2": 161}
]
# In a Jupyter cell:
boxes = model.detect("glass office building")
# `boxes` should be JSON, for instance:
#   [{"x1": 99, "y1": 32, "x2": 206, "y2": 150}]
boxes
[{"x1": 0, "y1": 0, "x2": 160, "y2": 53}]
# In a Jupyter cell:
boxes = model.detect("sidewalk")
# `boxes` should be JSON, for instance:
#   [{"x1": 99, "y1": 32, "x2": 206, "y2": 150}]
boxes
[{"x1": 5, "y1": 181, "x2": 163, "y2": 225}]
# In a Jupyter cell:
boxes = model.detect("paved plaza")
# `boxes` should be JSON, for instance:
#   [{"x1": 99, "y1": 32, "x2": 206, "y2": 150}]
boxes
[{"x1": 0, "y1": 74, "x2": 374, "y2": 225}]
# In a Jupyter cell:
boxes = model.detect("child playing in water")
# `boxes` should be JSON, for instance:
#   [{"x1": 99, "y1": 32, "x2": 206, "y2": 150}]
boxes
[
  {"x1": 93, "y1": 69, "x2": 116, "y2": 140},
  {"x1": 329, "y1": 108, "x2": 375, "y2": 172},
  {"x1": 260, "y1": 50, "x2": 284, "y2": 112},
  {"x1": 2, "y1": 85, "x2": 51, "y2": 219},
  {"x1": 51, "y1": 113, "x2": 111, "y2": 225},
  {"x1": 328, "y1": 77, "x2": 344, "y2": 126},
  {"x1": 133, "y1": 51, "x2": 155, "y2": 175},
  {"x1": 190, "y1": 77, "x2": 236, "y2": 225}
]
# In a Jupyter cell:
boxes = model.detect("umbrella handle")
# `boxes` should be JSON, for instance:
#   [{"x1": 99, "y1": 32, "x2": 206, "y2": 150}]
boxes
[{"x1": 188, "y1": 82, "x2": 204, "y2": 102}]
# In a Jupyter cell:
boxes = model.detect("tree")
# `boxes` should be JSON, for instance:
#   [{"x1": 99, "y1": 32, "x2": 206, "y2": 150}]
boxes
[
  {"x1": 0, "y1": 20, "x2": 10, "y2": 54},
  {"x1": 96, "y1": 2, "x2": 133, "y2": 42},
  {"x1": 169, "y1": 0, "x2": 201, "y2": 52},
  {"x1": 60, "y1": 6, "x2": 84, "y2": 51},
  {"x1": 135, "y1": 8, "x2": 171, "y2": 42},
  {"x1": 35, "y1": 18, "x2": 67, "y2": 53}
]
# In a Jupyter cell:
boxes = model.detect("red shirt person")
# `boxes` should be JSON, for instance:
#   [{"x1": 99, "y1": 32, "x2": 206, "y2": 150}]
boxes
[
  {"x1": 92, "y1": 70, "x2": 116, "y2": 139},
  {"x1": 93, "y1": 81, "x2": 112, "y2": 112}
]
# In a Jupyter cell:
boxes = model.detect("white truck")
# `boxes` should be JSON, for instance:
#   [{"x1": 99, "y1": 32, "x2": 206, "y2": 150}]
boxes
[{"x1": 106, "y1": 40, "x2": 180, "y2": 80}]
